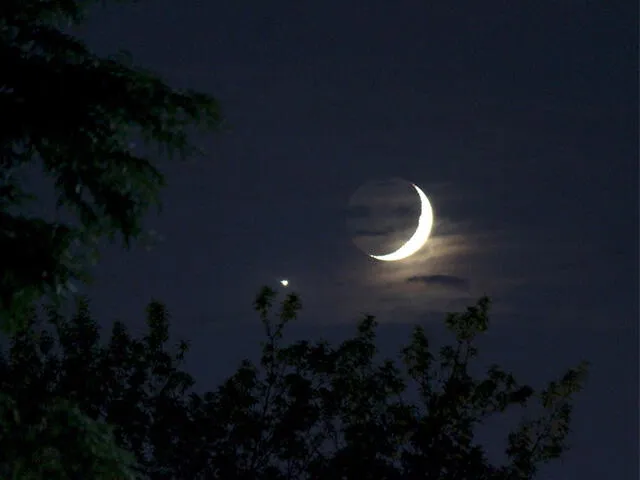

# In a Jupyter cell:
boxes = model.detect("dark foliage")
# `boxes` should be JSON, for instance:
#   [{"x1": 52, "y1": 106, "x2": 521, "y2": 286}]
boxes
[
  {"x1": 0, "y1": 289, "x2": 588, "y2": 479},
  {"x1": 0, "y1": 0, "x2": 223, "y2": 331}
]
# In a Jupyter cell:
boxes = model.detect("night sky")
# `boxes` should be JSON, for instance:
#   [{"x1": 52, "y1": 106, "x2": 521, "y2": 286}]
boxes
[{"x1": 64, "y1": 1, "x2": 638, "y2": 478}]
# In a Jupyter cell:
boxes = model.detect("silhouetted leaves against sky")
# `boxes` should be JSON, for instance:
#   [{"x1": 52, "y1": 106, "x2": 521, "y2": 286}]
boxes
[{"x1": 0, "y1": 290, "x2": 589, "y2": 478}]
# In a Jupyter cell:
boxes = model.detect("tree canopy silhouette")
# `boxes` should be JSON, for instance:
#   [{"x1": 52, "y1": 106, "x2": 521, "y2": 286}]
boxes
[
  {"x1": 0, "y1": 288, "x2": 589, "y2": 479},
  {"x1": 0, "y1": 0, "x2": 223, "y2": 331}
]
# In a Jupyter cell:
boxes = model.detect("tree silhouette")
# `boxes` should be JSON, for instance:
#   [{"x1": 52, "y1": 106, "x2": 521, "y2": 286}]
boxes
[
  {"x1": 1, "y1": 1, "x2": 222, "y2": 476},
  {"x1": 0, "y1": 289, "x2": 589, "y2": 479},
  {"x1": 0, "y1": 0, "x2": 223, "y2": 331}
]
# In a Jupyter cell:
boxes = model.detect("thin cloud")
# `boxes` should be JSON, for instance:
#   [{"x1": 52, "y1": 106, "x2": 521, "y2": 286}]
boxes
[
  {"x1": 328, "y1": 182, "x2": 592, "y2": 327},
  {"x1": 354, "y1": 228, "x2": 396, "y2": 237},
  {"x1": 345, "y1": 205, "x2": 371, "y2": 219},
  {"x1": 393, "y1": 205, "x2": 419, "y2": 216},
  {"x1": 407, "y1": 274, "x2": 470, "y2": 291}
]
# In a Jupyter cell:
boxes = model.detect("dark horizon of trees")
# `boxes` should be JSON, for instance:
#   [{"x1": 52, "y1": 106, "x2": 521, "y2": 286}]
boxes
[{"x1": 0, "y1": 288, "x2": 588, "y2": 479}]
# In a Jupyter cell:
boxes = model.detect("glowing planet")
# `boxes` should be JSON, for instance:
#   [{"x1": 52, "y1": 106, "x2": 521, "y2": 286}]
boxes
[{"x1": 280, "y1": 279, "x2": 289, "y2": 287}]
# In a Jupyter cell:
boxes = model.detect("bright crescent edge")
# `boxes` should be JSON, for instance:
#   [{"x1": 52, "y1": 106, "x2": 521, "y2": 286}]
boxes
[{"x1": 369, "y1": 183, "x2": 434, "y2": 262}]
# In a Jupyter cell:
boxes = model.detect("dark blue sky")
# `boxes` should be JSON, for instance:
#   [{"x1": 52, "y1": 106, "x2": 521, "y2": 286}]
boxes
[{"x1": 71, "y1": 1, "x2": 638, "y2": 478}]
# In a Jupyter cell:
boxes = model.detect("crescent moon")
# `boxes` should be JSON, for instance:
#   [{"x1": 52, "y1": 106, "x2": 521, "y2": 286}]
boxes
[{"x1": 370, "y1": 183, "x2": 434, "y2": 262}]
